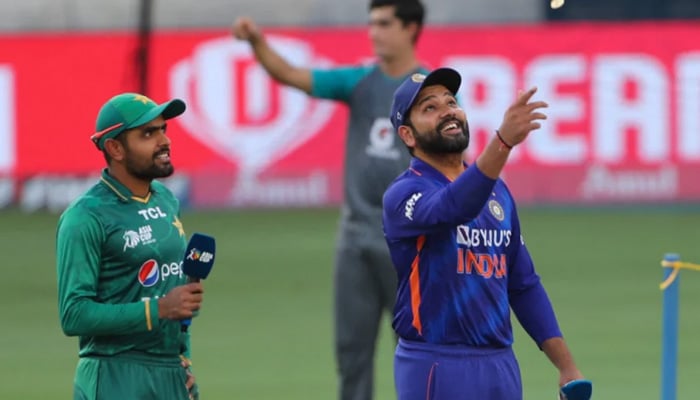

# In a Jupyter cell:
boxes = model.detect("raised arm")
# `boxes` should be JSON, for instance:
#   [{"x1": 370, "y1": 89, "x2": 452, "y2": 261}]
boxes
[
  {"x1": 384, "y1": 87, "x2": 549, "y2": 238},
  {"x1": 475, "y1": 86, "x2": 548, "y2": 179},
  {"x1": 383, "y1": 165, "x2": 497, "y2": 238},
  {"x1": 232, "y1": 16, "x2": 313, "y2": 94}
]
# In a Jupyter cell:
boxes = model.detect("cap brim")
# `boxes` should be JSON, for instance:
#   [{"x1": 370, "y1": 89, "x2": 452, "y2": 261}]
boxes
[
  {"x1": 126, "y1": 98, "x2": 187, "y2": 129},
  {"x1": 421, "y1": 68, "x2": 461, "y2": 97},
  {"x1": 403, "y1": 68, "x2": 462, "y2": 119}
]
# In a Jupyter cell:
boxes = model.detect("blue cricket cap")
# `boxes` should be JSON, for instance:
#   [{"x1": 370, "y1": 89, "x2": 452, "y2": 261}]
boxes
[{"x1": 390, "y1": 67, "x2": 461, "y2": 131}]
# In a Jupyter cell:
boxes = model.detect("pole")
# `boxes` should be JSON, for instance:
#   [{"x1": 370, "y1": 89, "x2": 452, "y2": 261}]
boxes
[
  {"x1": 136, "y1": 0, "x2": 153, "y2": 95},
  {"x1": 660, "y1": 252, "x2": 680, "y2": 400}
]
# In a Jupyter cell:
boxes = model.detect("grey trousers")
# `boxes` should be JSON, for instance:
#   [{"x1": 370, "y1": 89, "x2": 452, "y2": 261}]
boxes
[{"x1": 334, "y1": 227, "x2": 398, "y2": 400}]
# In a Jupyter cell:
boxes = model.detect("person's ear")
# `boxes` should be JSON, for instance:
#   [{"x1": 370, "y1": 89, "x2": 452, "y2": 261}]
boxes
[
  {"x1": 104, "y1": 138, "x2": 126, "y2": 161},
  {"x1": 405, "y1": 21, "x2": 419, "y2": 39},
  {"x1": 397, "y1": 125, "x2": 416, "y2": 148}
]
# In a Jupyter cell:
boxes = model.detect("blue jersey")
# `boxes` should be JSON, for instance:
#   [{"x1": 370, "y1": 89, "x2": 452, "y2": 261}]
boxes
[{"x1": 383, "y1": 158, "x2": 562, "y2": 347}]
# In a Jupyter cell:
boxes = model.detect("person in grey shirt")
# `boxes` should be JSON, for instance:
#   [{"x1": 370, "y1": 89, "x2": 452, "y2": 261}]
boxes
[{"x1": 233, "y1": 1, "x2": 426, "y2": 399}]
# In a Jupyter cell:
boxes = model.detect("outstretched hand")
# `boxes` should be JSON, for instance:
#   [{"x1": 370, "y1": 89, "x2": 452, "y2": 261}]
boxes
[
  {"x1": 232, "y1": 16, "x2": 262, "y2": 43},
  {"x1": 497, "y1": 87, "x2": 548, "y2": 148}
]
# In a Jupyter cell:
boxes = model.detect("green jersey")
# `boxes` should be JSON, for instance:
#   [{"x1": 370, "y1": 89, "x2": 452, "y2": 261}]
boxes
[{"x1": 56, "y1": 169, "x2": 191, "y2": 358}]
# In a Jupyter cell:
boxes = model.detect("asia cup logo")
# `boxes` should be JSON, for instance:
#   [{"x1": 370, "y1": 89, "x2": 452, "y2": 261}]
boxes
[
  {"x1": 169, "y1": 36, "x2": 336, "y2": 202},
  {"x1": 123, "y1": 230, "x2": 140, "y2": 251},
  {"x1": 137, "y1": 259, "x2": 160, "y2": 287}
]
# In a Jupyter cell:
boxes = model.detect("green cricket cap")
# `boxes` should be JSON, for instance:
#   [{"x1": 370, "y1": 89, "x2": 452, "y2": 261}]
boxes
[{"x1": 91, "y1": 93, "x2": 186, "y2": 150}]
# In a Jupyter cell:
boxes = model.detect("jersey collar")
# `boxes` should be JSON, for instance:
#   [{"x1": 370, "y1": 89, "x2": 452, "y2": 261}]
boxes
[
  {"x1": 99, "y1": 168, "x2": 155, "y2": 203},
  {"x1": 408, "y1": 157, "x2": 467, "y2": 183}
]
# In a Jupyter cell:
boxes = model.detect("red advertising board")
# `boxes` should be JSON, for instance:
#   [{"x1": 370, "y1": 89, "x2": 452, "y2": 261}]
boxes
[{"x1": 0, "y1": 21, "x2": 699, "y2": 209}]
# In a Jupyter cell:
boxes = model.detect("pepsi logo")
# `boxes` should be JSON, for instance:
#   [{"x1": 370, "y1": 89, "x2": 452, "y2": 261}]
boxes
[{"x1": 138, "y1": 259, "x2": 160, "y2": 287}]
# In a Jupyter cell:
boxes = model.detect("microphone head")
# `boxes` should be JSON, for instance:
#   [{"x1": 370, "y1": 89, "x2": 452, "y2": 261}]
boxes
[{"x1": 182, "y1": 232, "x2": 216, "y2": 279}]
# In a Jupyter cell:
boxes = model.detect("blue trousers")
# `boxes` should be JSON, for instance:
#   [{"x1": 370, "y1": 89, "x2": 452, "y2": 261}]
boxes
[{"x1": 394, "y1": 339, "x2": 522, "y2": 400}]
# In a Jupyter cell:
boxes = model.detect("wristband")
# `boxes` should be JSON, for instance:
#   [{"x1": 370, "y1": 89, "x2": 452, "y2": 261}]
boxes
[{"x1": 496, "y1": 130, "x2": 513, "y2": 151}]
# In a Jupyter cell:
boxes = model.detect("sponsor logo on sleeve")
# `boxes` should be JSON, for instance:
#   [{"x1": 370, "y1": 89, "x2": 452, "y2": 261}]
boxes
[{"x1": 404, "y1": 192, "x2": 423, "y2": 220}]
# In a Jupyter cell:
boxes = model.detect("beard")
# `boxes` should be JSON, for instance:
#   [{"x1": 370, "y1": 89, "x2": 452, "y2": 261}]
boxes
[
  {"x1": 124, "y1": 148, "x2": 174, "y2": 181},
  {"x1": 412, "y1": 117, "x2": 470, "y2": 155}
]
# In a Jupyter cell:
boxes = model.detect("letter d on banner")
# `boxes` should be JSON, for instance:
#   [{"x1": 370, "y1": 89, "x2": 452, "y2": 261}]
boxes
[{"x1": 0, "y1": 66, "x2": 15, "y2": 173}]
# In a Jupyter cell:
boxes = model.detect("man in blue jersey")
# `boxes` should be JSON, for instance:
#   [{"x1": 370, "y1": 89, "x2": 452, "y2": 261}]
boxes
[
  {"x1": 382, "y1": 68, "x2": 588, "y2": 399},
  {"x1": 233, "y1": 1, "x2": 426, "y2": 399}
]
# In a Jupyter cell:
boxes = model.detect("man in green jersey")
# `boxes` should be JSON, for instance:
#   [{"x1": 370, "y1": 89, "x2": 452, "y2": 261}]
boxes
[{"x1": 56, "y1": 92, "x2": 203, "y2": 400}]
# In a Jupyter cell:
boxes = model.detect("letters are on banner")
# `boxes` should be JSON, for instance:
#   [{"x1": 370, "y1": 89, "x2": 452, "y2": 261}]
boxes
[{"x1": 1, "y1": 21, "x2": 699, "y2": 208}]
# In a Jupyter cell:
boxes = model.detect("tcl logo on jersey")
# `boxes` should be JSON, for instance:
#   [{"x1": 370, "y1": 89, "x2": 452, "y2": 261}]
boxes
[
  {"x1": 137, "y1": 259, "x2": 183, "y2": 287},
  {"x1": 137, "y1": 207, "x2": 167, "y2": 220}
]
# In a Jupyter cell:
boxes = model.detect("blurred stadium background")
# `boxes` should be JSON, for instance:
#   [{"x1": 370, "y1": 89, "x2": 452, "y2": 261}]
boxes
[{"x1": 2, "y1": 0, "x2": 700, "y2": 399}]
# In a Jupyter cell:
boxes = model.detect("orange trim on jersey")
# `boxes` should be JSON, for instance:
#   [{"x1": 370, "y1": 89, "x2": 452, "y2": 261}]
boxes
[
  {"x1": 426, "y1": 362, "x2": 438, "y2": 400},
  {"x1": 145, "y1": 298, "x2": 153, "y2": 331},
  {"x1": 410, "y1": 235, "x2": 426, "y2": 336}
]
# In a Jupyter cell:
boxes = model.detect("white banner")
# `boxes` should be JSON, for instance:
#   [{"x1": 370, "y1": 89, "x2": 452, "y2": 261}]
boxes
[{"x1": 0, "y1": 66, "x2": 14, "y2": 173}]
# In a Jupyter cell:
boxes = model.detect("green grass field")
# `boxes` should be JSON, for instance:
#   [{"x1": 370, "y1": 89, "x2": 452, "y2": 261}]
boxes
[{"x1": 3, "y1": 207, "x2": 700, "y2": 399}]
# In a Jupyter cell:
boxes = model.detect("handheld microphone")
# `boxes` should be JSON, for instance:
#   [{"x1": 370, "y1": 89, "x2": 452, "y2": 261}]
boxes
[
  {"x1": 559, "y1": 379, "x2": 592, "y2": 400},
  {"x1": 180, "y1": 232, "x2": 216, "y2": 332}
]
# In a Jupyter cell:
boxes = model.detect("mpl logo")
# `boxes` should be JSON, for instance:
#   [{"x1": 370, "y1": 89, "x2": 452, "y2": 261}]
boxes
[
  {"x1": 137, "y1": 259, "x2": 160, "y2": 287},
  {"x1": 170, "y1": 36, "x2": 336, "y2": 180}
]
